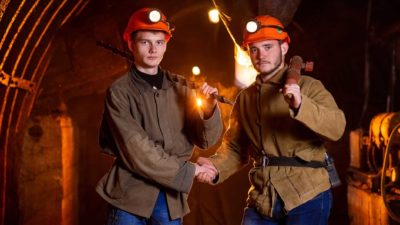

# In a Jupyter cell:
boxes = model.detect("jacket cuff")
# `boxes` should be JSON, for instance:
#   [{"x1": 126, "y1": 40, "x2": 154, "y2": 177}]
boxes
[
  {"x1": 290, "y1": 95, "x2": 310, "y2": 122},
  {"x1": 173, "y1": 161, "x2": 196, "y2": 193}
]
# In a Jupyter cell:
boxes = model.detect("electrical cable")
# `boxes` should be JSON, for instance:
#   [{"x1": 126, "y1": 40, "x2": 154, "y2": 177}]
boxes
[{"x1": 210, "y1": 0, "x2": 240, "y2": 48}]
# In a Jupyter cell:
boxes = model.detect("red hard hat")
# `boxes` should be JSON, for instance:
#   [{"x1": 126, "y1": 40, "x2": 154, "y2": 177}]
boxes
[
  {"x1": 242, "y1": 15, "x2": 290, "y2": 48},
  {"x1": 123, "y1": 8, "x2": 173, "y2": 43}
]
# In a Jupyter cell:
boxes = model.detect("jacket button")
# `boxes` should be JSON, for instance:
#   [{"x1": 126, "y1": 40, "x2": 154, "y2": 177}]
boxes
[{"x1": 155, "y1": 140, "x2": 163, "y2": 146}]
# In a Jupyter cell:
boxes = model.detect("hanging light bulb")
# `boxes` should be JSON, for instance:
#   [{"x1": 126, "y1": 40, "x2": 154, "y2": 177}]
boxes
[
  {"x1": 192, "y1": 66, "x2": 201, "y2": 76},
  {"x1": 208, "y1": 9, "x2": 220, "y2": 23}
]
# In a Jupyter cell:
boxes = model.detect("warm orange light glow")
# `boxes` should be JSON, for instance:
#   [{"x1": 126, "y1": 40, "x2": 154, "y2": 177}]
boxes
[
  {"x1": 234, "y1": 44, "x2": 257, "y2": 88},
  {"x1": 208, "y1": 9, "x2": 220, "y2": 23},
  {"x1": 391, "y1": 168, "x2": 398, "y2": 183},
  {"x1": 61, "y1": 115, "x2": 77, "y2": 225},
  {"x1": 196, "y1": 98, "x2": 203, "y2": 107}
]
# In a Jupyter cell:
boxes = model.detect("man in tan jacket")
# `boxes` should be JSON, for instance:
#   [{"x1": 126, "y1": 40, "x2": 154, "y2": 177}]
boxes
[
  {"x1": 197, "y1": 15, "x2": 346, "y2": 225},
  {"x1": 96, "y1": 8, "x2": 223, "y2": 225}
]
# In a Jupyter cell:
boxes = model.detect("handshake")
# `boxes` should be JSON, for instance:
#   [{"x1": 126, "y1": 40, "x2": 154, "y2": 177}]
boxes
[{"x1": 194, "y1": 157, "x2": 218, "y2": 184}]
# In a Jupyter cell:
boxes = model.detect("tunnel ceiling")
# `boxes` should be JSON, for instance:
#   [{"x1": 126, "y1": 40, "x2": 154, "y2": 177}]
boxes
[{"x1": 0, "y1": 0, "x2": 89, "y2": 224}]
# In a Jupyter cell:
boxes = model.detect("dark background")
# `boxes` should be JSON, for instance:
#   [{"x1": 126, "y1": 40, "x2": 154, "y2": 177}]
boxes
[{"x1": 39, "y1": 0, "x2": 399, "y2": 224}]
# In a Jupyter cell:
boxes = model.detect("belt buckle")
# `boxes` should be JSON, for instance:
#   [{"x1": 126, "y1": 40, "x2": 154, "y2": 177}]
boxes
[{"x1": 262, "y1": 155, "x2": 269, "y2": 167}]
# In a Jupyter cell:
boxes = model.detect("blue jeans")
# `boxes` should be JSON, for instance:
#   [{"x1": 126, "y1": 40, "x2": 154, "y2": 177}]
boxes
[
  {"x1": 241, "y1": 189, "x2": 332, "y2": 225},
  {"x1": 106, "y1": 191, "x2": 182, "y2": 225}
]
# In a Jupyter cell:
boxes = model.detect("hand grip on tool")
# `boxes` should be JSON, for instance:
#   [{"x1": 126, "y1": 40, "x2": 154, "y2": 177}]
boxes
[{"x1": 284, "y1": 56, "x2": 314, "y2": 99}]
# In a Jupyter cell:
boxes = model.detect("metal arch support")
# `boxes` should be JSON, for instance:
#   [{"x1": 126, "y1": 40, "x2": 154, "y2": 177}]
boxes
[{"x1": 0, "y1": 70, "x2": 36, "y2": 93}]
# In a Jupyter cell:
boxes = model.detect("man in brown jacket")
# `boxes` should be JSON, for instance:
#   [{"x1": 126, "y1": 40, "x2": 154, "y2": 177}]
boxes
[
  {"x1": 197, "y1": 15, "x2": 346, "y2": 225},
  {"x1": 96, "y1": 8, "x2": 223, "y2": 225}
]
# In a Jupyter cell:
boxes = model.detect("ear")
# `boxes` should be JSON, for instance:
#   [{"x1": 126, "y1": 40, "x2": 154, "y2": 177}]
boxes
[
  {"x1": 127, "y1": 39, "x2": 135, "y2": 52},
  {"x1": 280, "y1": 41, "x2": 289, "y2": 56}
]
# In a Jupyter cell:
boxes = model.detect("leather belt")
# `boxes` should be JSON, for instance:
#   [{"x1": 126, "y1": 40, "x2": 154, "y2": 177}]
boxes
[{"x1": 254, "y1": 155, "x2": 327, "y2": 168}]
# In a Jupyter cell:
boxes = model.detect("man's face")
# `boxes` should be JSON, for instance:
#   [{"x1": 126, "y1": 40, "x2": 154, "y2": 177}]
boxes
[
  {"x1": 128, "y1": 31, "x2": 167, "y2": 71},
  {"x1": 248, "y1": 39, "x2": 288, "y2": 75}
]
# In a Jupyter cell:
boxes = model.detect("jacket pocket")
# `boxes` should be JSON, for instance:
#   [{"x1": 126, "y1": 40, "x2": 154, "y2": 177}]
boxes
[
  {"x1": 104, "y1": 166, "x2": 135, "y2": 199},
  {"x1": 248, "y1": 167, "x2": 275, "y2": 217}
]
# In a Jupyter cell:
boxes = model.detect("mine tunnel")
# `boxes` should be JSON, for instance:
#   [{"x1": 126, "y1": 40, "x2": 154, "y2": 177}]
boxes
[{"x1": 1, "y1": 0, "x2": 400, "y2": 224}]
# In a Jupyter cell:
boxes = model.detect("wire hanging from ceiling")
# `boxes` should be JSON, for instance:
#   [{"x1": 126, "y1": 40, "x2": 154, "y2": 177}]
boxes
[{"x1": 211, "y1": 0, "x2": 240, "y2": 48}]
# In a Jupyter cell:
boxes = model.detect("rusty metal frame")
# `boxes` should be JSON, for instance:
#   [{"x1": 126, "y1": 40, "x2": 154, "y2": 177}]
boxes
[{"x1": 0, "y1": 70, "x2": 36, "y2": 92}]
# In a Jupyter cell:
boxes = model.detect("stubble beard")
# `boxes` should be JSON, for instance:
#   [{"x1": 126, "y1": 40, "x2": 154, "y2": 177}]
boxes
[{"x1": 259, "y1": 52, "x2": 283, "y2": 81}]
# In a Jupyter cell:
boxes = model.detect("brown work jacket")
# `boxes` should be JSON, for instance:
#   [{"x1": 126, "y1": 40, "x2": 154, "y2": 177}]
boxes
[
  {"x1": 210, "y1": 65, "x2": 346, "y2": 217},
  {"x1": 96, "y1": 66, "x2": 223, "y2": 219}
]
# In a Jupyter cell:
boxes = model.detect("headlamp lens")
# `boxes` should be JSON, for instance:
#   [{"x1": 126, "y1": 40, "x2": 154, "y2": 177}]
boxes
[
  {"x1": 246, "y1": 20, "x2": 259, "y2": 33},
  {"x1": 148, "y1": 9, "x2": 162, "y2": 23}
]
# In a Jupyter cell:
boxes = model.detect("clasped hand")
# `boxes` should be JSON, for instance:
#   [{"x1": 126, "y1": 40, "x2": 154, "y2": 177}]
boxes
[{"x1": 194, "y1": 157, "x2": 218, "y2": 184}]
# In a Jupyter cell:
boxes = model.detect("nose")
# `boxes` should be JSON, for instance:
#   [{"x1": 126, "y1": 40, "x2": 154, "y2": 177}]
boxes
[
  {"x1": 258, "y1": 49, "x2": 268, "y2": 60},
  {"x1": 149, "y1": 43, "x2": 157, "y2": 53}
]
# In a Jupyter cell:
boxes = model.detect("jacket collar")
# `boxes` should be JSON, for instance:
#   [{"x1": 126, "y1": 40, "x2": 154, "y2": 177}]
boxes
[
  {"x1": 255, "y1": 64, "x2": 288, "y2": 87},
  {"x1": 128, "y1": 65, "x2": 174, "y2": 93}
]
